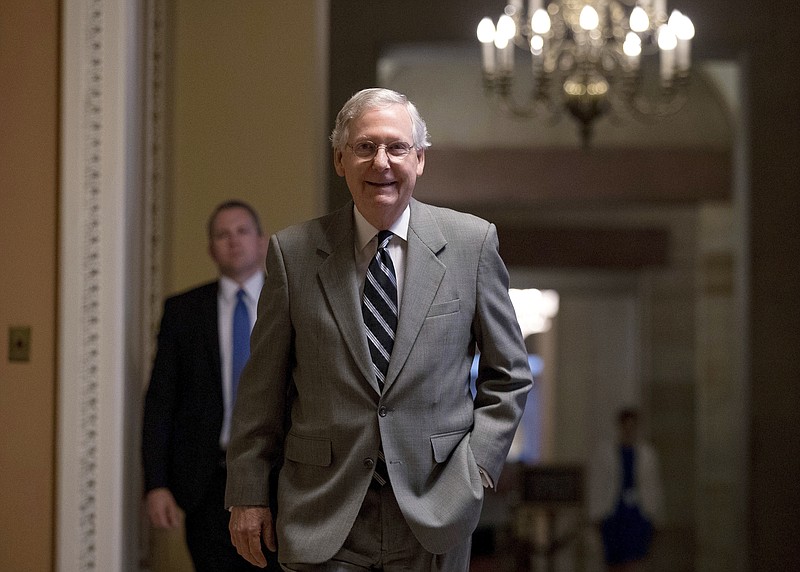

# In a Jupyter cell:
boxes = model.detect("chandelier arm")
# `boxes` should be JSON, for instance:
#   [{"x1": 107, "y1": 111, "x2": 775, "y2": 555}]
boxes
[
  {"x1": 482, "y1": 75, "x2": 561, "y2": 121},
  {"x1": 619, "y1": 75, "x2": 691, "y2": 119}
]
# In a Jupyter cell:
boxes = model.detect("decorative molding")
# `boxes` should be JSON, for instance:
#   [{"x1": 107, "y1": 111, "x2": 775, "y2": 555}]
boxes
[
  {"x1": 77, "y1": 1, "x2": 105, "y2": 568},
  {"x1": 143, "y1": 0, "x2": 167, "y2": 360},
  {"x1": 60, "y1": 0, "x2": 144, "y2": 570},
  {"x1": 138, "y1": 0, "x2": 167, "y2": 562}
]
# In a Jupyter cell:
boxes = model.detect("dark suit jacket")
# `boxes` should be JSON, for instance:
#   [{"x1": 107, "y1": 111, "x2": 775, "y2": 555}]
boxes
[
  {"x1": 226, "y1": 199, "x2": 532, "y2": 562},
  {"x1": 142, "y1": 280, "x2": 224, "y2": 513}
]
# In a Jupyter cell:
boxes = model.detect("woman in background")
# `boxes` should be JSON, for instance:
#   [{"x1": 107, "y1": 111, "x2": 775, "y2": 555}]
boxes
[{"x1": 589, "y1": 408, "x2": 664, "y2": 571}]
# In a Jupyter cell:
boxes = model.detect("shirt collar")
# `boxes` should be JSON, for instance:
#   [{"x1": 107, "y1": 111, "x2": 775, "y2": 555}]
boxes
[
  {"x1": 219, "y1": 272, "x2": 264, "y2": 302},
  {"x1": 353, "y1": 204, "x2": 410, "y2": 252}
]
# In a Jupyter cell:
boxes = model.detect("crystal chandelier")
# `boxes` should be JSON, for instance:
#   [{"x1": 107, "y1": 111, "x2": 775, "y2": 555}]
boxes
[{"x1": 477, "y1": 0, "x2": 695, "y2": 146}]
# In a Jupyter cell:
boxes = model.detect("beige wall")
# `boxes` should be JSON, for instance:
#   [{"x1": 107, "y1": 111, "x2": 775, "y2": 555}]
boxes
[
  {"x1": 166, "y1": 0, "x2": 328, "y2": 294},
  {"x1": 0, "y1": 1, "x2": 59, "y2": 570}
]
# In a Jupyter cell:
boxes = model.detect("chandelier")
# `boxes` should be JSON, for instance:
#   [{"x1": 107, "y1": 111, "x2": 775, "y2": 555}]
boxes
[{"x1": 477, "y1": 0, "x2": 695, "y2": 146}]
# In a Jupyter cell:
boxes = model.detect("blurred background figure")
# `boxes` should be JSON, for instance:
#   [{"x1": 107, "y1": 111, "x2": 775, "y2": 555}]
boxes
[
  {"x1": 141, "y1": 200, "x2": 274, "y2": 571},
  {"x1": 588, "y1": 408, "x2": 664, "y2": 572}
]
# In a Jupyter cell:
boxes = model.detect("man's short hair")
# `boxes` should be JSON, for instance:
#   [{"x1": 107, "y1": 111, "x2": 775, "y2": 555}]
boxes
[
  {"x1": 207, "y1": 200, "x2": 263, "y2": 239},
  {"x1": 618, "y1": 407, "x2": 640, "y2": 424}
]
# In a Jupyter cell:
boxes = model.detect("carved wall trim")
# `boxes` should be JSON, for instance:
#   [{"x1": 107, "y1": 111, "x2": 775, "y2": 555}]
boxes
[
  {"x1": 142, "y1": 0, "x2": 167, "y2": 368},
  {"x1": 138, "y1": 0, "x2": 167, "y2": 564},
  {"x1": 59, "y1": 1, "x2": 146, "y2": 570}
]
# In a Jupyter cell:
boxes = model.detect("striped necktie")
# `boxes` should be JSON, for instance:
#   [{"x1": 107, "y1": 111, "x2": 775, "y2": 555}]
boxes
[
  {"x1": 362, "y1": 230, "x2": 397, "y2": 488},
  {"x1": 362, "y1": 230, "x2": 398, "y2": 392}
]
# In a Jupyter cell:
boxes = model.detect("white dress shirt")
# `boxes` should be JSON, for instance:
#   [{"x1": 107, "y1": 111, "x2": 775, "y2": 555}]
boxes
[
  {"x1": 218, "y1": 272, "x2": 263, "y2": 449},
  {"x1": 353, "y1": 204, "x2": 409, "y2": 306}
]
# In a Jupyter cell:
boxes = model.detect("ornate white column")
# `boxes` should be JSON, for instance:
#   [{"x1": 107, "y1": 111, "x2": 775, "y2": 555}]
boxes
[{"x1": 58, "y1": 0, "x2": 155, "y2": 570}]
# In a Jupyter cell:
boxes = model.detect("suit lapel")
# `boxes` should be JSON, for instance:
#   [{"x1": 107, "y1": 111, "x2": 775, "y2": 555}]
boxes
[
  {"x1": 316, "y1": 204, "x2": 377, "y2": 390},
  {"x1": 385, "y1": 200, "x2": 447, "y2": 389}
]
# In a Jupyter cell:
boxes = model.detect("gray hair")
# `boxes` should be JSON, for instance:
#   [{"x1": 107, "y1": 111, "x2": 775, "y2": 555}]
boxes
[{"x1": 330, "y1": 88, "x2": 431, "y2": 151}]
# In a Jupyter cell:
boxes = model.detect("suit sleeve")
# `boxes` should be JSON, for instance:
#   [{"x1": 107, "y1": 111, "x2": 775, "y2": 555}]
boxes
[
  {"x1": 225, "y1": 234, "x2": 293, "y2": 507},
  {"x1": 468, "y1": 223, "x2": 533, "y2": 483},
  {"x1": 141, "y1": 298, "x2": 181, "y2": 493}
]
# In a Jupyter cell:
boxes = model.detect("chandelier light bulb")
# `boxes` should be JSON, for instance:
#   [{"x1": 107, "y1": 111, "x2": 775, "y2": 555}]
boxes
[
  {"x1": 629, "y1": 6, "x2": 649, "y2": 33},
  {"x1": 669, "y1": 10, "x2": 694, "y2": 72},
  {"x1": 671, "y1": 11, "x2": 695, "y2": 40},
  {"x1": 658, "y1": 24, "x2": 677, "y2": 81},
  {"x1": 494, "y1": 20, "x2": 515, "y2": 74},
  {"x1": 657, "y1": 24, "x2": 677, "y2": 51},
  {"x1": 683, "y1": 18, "x2": 695, "y2": 40},
  {"x1": 579, "y1": 5, "x2": 600, "y2": 31},
  {"x1": 497, "y1": 14, "x2": 517, "y2": 40},
  {"x1": 623, "y1": 32, "x2": 642, "y2": 57},
  {"x1": 531, "y1": 34, "x2": 545, "y2": 55},
  {"x1": 477, "y1": 18, "x2": 496, "y2": 44},
  {"x1": 531, "y1": 8, "x2": 552, "y2": 34},
  {"x1": 477, "y1": 18, "x2": 497, "y2": 74}
]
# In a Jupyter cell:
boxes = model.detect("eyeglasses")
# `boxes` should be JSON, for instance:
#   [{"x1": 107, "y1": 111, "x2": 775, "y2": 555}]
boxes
[{"x1": 346, "y1": 140, "x2": 414, "y2": 161}]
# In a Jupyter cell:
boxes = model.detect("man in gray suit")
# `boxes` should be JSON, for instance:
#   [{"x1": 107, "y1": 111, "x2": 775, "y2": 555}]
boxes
[{"x1": 226, "y1": 88, "x2": 532, "y2": 570}]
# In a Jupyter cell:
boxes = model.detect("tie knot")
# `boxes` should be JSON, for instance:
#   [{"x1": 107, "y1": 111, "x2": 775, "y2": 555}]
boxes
[
  {"x1": 377, "y1": 230, "x2": 393, "y2": 250},
  {"x1": 236, "y1": 289, "x2": 246, "y2": 303}
]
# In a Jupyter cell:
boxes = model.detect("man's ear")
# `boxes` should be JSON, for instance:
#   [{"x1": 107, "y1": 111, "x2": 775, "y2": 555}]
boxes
[
  {"x1": 207, "y1": 241, "x2": 216, "y2": 264},
  {"x1": 333, "y1": 148, "x2": 345, "y2": 176}
]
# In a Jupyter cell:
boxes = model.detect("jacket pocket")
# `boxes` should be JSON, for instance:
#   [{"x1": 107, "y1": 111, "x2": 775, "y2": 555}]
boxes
[
  {"x1": 284, "y1": 432, "x2": 331, "y2": 467},
  {"x1": 430, "y1": 428, "x2": 469, "y2": 463},
  {"x1": 427, "y1": 299, "x2": 460, "y2": 318}
]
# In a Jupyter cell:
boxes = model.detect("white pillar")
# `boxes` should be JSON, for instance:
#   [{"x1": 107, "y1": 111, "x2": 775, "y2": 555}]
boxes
[{"x1": 59, "y1": 0, "x2": 145, "y2": 570}]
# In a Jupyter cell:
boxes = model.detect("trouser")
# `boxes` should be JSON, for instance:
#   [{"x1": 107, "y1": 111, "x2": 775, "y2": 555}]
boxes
[
  {"x1": 281, "y1": 482, "x2": 471, "y2": 572},
  {"x1": 185, "y1": 458, "x2": 279, "y2": 572}
]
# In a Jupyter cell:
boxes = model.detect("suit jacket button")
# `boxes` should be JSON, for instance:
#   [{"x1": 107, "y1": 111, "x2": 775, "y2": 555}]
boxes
[
  {"x1": 364, "y1": 458, "x2": 375, "y2": 469},
  {"x1": 378, "y1": 406, "x2": 388, "y2": 417}
]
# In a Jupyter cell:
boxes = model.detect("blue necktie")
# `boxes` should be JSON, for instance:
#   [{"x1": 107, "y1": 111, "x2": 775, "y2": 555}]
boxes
[{"x1": 231, "y1": 289, "x2": 250, "y2": 403}]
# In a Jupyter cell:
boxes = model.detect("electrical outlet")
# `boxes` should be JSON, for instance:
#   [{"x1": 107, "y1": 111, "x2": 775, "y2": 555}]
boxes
[{"x1": 9, "y1": 326, "x2": 31, "y2": 362}]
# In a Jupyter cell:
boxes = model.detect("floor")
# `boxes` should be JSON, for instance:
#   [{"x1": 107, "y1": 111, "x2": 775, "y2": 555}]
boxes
[{"x1": 468, "y1": 525, "x2": 695, "y2": 572}]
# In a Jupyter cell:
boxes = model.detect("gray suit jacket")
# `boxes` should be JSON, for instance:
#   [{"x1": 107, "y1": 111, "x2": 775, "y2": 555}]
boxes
[{"x1": 226, "y1": 199, "x2": 532, "y2": 562}]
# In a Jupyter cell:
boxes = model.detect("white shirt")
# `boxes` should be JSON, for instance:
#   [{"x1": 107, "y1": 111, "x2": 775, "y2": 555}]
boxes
[
  {"x1": 218, "y1": 272, "x2": 263, "y2": 449},
  {"x1": 353, "y1": 204, "x2": 409, "y2": 307}
]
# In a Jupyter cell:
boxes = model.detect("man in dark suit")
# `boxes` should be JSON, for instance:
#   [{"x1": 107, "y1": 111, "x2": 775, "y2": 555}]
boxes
[
  {"x1": 226, "y1": 88, "x2": 533, "y2": 571},
  {"x1": 142, "y1": 200, "x2": 277, "y2": 571}
]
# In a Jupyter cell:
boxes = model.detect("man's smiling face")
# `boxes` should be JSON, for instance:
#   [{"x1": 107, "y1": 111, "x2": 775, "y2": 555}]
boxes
[{"x1": 333, "y1": 104, "x2": 425, "y2": 230}]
